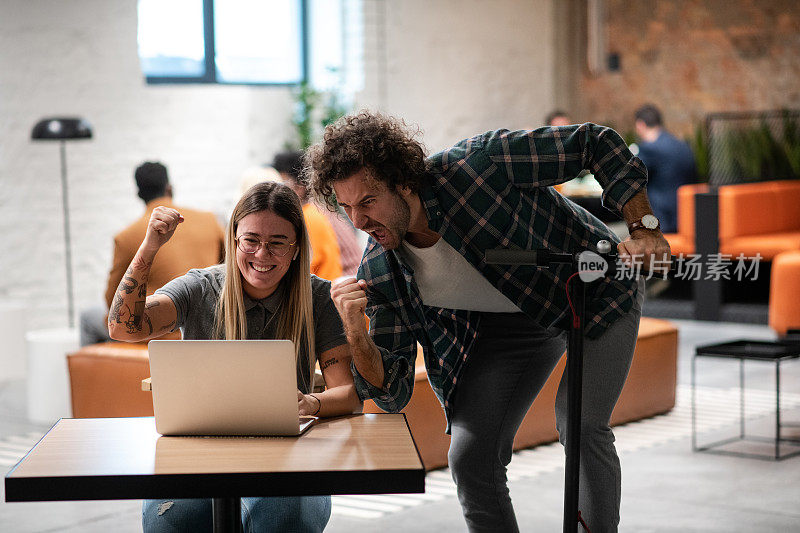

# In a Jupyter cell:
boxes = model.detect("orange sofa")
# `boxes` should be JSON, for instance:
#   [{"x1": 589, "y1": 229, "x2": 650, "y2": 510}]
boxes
[
  {"x1": 717, "y1": 180, "x2": 800, "y2": 260},
  {"x1": 769, "y1": 250, "x2": 800, "y2": 337},
  {"x1": 664, "y1": 180, "x2": 800, "y2": 260},
  {"x1": 662, "y1": 183, "x2": 709, "y2": 256}
]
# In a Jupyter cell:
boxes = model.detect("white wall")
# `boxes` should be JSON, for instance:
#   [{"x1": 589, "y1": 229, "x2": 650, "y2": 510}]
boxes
[
  {"x1": 359, "y1": 0, "x2": 556, "y2": 151},
  {"x1": 0, "y1": 0, "x2": 557, "y2": 330}
]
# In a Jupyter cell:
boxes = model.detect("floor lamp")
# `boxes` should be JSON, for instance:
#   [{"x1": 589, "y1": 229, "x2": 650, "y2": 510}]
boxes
[{"x1": 31, "y1": 117, "x2": 93, "y2": 328}]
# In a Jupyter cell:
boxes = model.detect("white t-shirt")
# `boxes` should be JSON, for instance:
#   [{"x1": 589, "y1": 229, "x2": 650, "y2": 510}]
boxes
[{"x1": 399, "y1": 238, "x2": 521, "y2": 312}]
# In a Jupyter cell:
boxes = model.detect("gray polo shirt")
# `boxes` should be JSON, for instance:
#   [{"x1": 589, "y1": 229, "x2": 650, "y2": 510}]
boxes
[{"x1": 155, "y1": 265, "x2": 347, "y2": 392}]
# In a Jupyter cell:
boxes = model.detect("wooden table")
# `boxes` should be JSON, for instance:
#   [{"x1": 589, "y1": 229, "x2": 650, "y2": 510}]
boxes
[{"x1": 5, "y1": 414, "x2": 425, "y2": 532}]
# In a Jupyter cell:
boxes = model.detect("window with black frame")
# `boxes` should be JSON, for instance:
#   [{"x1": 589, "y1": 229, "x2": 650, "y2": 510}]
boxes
[{"x1": 137, "y1": 0, "x2": 363, "y2": 89}]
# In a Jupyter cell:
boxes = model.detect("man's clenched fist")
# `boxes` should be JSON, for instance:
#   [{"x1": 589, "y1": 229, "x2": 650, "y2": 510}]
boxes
[{"x1": 330, "y1": 277, "x2": 368, "y2": 337}]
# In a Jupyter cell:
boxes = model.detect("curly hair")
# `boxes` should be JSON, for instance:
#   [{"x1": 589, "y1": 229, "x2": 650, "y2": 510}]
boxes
[{"x1": 303, "y1": 111, "x2": 429, "y2": 210}]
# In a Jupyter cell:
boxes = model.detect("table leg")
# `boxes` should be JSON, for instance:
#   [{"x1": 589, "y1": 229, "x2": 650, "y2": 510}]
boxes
[
  {"x1": 776, "y1": 361, "x2": 781, "y2": 460},
  {"x1": 212, "y1": 497, "x2": 242, "y2": 533},
  {"x1": 739, "y1": 358, "x2": 745, "y2": 439},
  {"x1": 691, "y1": 355, "x2": 697, "y2": 450}
]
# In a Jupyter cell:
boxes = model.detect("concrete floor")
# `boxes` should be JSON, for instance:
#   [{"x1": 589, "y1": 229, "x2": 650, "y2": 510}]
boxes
[{"x1": 2, "y1": 319, "x2": 799, "y2": 532}]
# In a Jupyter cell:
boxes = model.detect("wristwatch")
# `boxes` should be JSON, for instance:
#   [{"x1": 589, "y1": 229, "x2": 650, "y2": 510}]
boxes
[{"x1": 627, "y1": 214, "x2": 660, "y2": 233}]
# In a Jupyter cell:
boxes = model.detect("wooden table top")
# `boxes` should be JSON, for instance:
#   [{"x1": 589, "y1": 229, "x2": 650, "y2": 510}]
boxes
[{"x1": 5, "y1": 414, "x2": 424, "y2": 502}]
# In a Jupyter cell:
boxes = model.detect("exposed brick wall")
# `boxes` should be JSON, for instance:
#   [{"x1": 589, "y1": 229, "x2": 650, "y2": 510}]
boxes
[{"x1": 574, "y1": 0, "x2": 800, "y2": 138}]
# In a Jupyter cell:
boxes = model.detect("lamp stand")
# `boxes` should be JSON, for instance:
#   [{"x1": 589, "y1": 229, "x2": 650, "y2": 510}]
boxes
[
  {"x1": 30, "y1": 117, "x2": 92, "y2": 328},
  {"x1": 59, "y1": 140, "x2": 75, "y2": 328}
]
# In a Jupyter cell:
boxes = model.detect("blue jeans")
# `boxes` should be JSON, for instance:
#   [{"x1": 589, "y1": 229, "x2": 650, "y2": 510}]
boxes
[
  {"x1": 142, "y1": 496, "x2": 331, "y2": 533},
  {"x1": 448, "y1": 282, "x2": 644, "y2": 533}
]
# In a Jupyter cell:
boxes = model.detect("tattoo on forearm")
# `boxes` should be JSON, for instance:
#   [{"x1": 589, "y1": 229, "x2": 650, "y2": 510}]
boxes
[
  {"x1": 109, "y1": 294, "x2": 124, "y2": 323},
  {"x1": 131, "y1": 255, "x2": 152, "y2": 271},
  {"x1": 109, "y1": 259, "x2": 154, "y2": 334},
  {"x1": 144, "y1": 313, "x2": 153, "y2": 335},
  {"x1": 123, "y1": 304, "x2": 137, "y2": 334},
  {"x1": 320, "y1": 357, "x2": 340, "y2": 371},
  {"x1": 132, "y1": 300, "x2": 145, "y2": 330},
  {"x1": 121, "y1": 275, "x2": 138, "y2": 294}
]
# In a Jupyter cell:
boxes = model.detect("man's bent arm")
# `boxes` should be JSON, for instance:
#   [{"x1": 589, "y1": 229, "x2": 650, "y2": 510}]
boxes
[
  {"x1": 480, "y1": 123, "x2": 648, "y2": 216},
  {"x1": 345, "y1": 324, "x2": 386, "y2": 389},
  {"x1": 621, "y1": 190, "x2": 659, "y2": 231},
  {"x1": 349, "y1": 298, "x2": 417, "y2": 414},
  {"x1": 618, "y1": 189, "x2": 672, "y2": 269}
]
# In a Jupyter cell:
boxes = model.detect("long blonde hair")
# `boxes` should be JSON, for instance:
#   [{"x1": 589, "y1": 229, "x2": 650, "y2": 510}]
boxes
[{"x1": 215, "y1": 181, "x2": 316, "y2": 391}]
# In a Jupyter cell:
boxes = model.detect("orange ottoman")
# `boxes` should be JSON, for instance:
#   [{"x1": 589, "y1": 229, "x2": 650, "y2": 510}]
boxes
[
  {"x1": 365, "y1": 317, "x2": 678, "y2": 470},
  {"x1": 769, "y1": 251, "x2": 800, "y2": 337},
  {"x1": 67, "y1": 342, "x2": 153, "y2": 418}
]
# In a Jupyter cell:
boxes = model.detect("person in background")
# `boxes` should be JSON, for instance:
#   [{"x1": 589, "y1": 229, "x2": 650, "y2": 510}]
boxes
[
  {"x1": 274, "y1": 151, "x2": 363, "y2": 277},
  {"x1": 545, "y1": 109, "x2": 573, "y2": 127},
  {"x1": 108, "y1": 181, "x2": 361, "y2": 532},
  {"x1": 634, "y1": 104, "x2": 696, "y2": 234},
  {"x1": 238, "y1": 165, "x2": 283, "y2": 200},
  {"x1": 79, "y1": 161, "x2": 224, "y2": 346}
]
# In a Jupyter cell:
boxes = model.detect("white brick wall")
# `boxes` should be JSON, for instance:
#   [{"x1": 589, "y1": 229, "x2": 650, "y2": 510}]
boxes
[
  {"x1": 0, "y1": 0, "x2": 557, "y2": 330},
  {"x1": 358, "y1": 0, "x2": 556, "y2": 150}
]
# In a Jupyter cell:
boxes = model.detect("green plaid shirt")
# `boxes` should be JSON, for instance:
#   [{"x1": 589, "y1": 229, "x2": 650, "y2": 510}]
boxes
[{"x1": 353, "y1": 124, "x2": 647, "y2": 427}]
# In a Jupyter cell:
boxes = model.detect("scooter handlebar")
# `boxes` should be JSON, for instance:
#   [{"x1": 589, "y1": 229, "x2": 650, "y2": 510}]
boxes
[{"x1": 484, "y1": 248, "x2": 678, "y2": 277}]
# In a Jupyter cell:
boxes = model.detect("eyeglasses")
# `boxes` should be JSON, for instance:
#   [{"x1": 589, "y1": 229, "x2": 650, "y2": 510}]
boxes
[{"x1": 235, "y1": 236, "x2": 296, "y2": 257}]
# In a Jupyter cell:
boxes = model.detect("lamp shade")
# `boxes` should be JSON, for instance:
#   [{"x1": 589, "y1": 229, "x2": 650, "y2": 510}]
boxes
[{"x1": 31, "y1": 117, "x2": 93, "y2": 140}]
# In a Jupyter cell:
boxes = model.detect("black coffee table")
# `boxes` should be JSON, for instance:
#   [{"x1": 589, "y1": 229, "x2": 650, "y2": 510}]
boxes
[{"x1": 692, "y1": 340, "x2": 800, "y2": 460}]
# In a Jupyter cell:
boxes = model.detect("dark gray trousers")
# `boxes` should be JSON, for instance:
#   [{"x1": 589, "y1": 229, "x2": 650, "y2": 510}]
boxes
[{"x1": 448, "y1": 284, "x2": 643, "y2": 533}]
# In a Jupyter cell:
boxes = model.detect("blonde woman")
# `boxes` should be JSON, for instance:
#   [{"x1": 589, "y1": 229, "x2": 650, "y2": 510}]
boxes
[{"x1": 109, "y1": 181, "x2": 361, "y2": 533}]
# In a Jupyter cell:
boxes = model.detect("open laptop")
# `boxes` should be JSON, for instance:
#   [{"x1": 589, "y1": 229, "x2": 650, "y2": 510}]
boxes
[{"x1": 148, "y1": 340, "x2": 315, "y2": 436}]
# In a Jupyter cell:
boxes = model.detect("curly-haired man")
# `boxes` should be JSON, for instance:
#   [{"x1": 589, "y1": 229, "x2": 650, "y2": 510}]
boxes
[{"x1": 305, "y1": 111, "x2": 670, "y2": 532}]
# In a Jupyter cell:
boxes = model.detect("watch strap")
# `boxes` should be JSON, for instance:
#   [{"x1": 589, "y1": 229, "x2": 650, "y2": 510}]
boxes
[{"x1": 627, "y1": 218, "x2": 660, "y2": 233}]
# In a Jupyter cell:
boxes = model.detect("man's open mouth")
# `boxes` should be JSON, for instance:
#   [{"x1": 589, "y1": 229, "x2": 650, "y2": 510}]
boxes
[{"x1": 369, "y1": 228, "x2": 387, "y2": 241}]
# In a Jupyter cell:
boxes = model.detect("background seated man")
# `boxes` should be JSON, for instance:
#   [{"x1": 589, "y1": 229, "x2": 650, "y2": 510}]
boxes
[
  {"x1": 634, "y1": 104, "x2": 697, "y2": 234},
  {"x1": 79, "y1": 161, "x2": 224, "y2": 346}
]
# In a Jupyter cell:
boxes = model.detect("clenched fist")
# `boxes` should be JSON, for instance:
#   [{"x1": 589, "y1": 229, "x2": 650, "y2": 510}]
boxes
[
  {"x1": 330, "y1": 277, "x2": 368, "y2": 337},
  {"x1": 142, "y1": 206, "x2": 184, "y2": 254},
  {"x1": 617, "y1": 230, "x2": 671, "y2": 274}
]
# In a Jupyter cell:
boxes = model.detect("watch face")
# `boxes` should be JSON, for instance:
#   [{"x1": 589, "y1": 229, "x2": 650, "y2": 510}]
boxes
[{"x1": 642, "y1": 214, "x2": 659, "y2": 229}]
